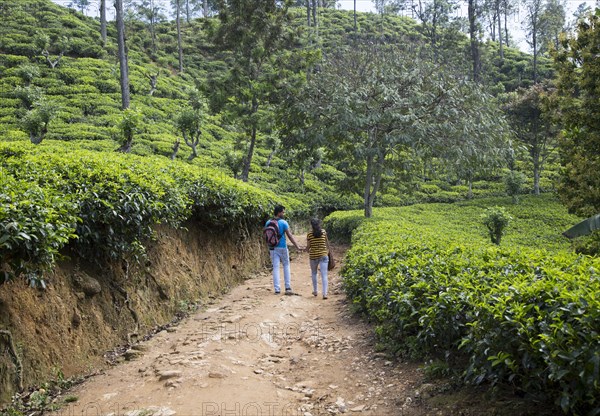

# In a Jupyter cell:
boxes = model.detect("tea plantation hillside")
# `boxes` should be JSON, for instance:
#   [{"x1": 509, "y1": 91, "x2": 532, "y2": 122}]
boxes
[
  {"x1": 0, "y1": 0, "x2": 361, "y2": 216},
  {"x1": 0, "y1": 0, "x2": 559, "y2": 212},
  {"x1": 326, "y1": 195, "x2": 599, "y2": 414}
]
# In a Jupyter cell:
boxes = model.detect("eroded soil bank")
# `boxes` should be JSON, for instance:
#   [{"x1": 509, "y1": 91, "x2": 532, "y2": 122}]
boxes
[{"x1": 0, "y1": 222, "x2": 265, "y2": 405}]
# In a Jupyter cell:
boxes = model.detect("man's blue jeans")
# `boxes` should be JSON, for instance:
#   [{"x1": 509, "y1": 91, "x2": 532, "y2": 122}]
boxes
[{"x1": 270, "y1": 247, "x2": 291, "y2": 293}]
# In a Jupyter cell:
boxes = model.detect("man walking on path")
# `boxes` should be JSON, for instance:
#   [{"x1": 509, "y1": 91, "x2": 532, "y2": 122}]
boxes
[{"x1": 267, "y1": 205, "x2": 303, "y2": 295}]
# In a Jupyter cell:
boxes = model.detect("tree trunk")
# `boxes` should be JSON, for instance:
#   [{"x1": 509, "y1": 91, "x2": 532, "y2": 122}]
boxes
[
  {"x1": 364, "y1": 151, "x2": 384, "y2": 218},
  {"x1": 307, "y1": 0, "x2": 311, "y2": 26},
  {"x1": 497, "y1": 0, "x2": 504, "y2": 59},
  {"x1": 312, "y1": 0, "x2": 317, "y2": 28},
  {"x1": 42, "y1": 50, "x2": 63, "y2": 69},
  {"x1": 266, "y1": 149, "x2": 276, "y2": 168},
  {"x1": 150, "y1": 14, "x2": 157, "y2": 53},
  {"x1": 504, "y1": 4, "x2": 509, "y2": 47},
  {"x1": 176, "y1": 0, "x2": 184, "y2": 73},
  {"x1": 354, "y1": 0, "x2": 357, "y2": 31},
  {"x1": 467, "y1": 178, "x2": 473, "y2": 199},
  {"x1": 30, "y1": 131, "x2": 44, "y2": 145},
  {"x1": 148, "y1": 72, "x2": 159, "y2": 96},
  {"x1": 489, "y1": 13, "x2": 496, "y2": 41},
  {"x1": 187, "y1": 144, "x2": 197, "y2": 161},
  {"x1": 100, "y1": 0, "x2": 107, "y2": 46},
  {"x1": 468, "y1": 0, "x2": 481, "y2": 82},
  {"x1": 533, "y1": 22, "x2": 538, "y2": 83},
  {"x1": 171, "y1": 138, "x2": 180, "y2": 160},
  {"x1": 364, "y1": 153, "x2": 374, "y2": 218},
  {"x1": 115, "y1": 0, "x2": 130, "y2": 110},
  {"x1": 241, "y1": 96, "x2": 259, "y2": 182},
  {"x1": 241, "y1": 126, "x2": 256, "y2": 182},
  {"x1": 533, "y1": 162, "x2": 540, "y2": 195},
  {"x1": 532, "y1": 129, "x2": 541, "y2": 195},
  {"x1": 203, "y1": 0, "x2": 208, "y2": 18},
  {"x1": 120, "y1": 133, "x2": 133, "y2": 153}
]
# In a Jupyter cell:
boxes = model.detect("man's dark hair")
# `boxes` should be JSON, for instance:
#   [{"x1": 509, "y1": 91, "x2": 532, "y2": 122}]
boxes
[{"x1": 274, "y1": 205, "x2": 285, "y2": 216}]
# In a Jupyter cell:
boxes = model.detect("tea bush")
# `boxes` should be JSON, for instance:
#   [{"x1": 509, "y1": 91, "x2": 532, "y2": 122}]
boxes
[
  {"x1": 0, "y1": 141, "x2": 293, "y2": 285},
  {"x1": 341, "y1": 195, "x2": 599, "y2": 414},
  {"x1": 0, "y1": 174, "x2": 78, "y2": 287},
  {"x1": 323, "y1": 211, "x2": 364, "y2": 243}
]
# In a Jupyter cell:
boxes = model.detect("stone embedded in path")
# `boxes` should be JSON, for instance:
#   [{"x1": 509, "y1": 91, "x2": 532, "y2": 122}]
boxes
[
  {"x1": 164, "y1": 379, "x2": 182, "y2": 388},
  {"x1": 350, "y1": 405, "x2": 366, "y2": 412},
  {"x1": 125, "y1": 407, "x2": 176, "y2": 416},
  {"x1": 336, "y1": 397, "x2": 347, "y2": 413},
  {"x1": 208, "y1": 371, "x2": 227, "y2": 379},
  {"x1": 131, "y1": 344, "x2": 149, "y2": 352},
  {"x1": 158, "y1": 370, "x2": 182, "y2": 381},
  {"x1": 224, "y1": 315, "x2": 243, "y2": 323},
  {"x1": 124, "y1": 350, "x2": 144, "y2": 361}
]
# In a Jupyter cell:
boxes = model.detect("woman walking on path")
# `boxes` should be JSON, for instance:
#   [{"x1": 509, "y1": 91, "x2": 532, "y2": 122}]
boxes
[{"x1": 306, "y1": 218, "x2": 329, "y2": 299}]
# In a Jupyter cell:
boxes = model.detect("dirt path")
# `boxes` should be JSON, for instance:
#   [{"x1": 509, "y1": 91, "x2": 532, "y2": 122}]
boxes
[{"x1": 55, "y1": 238, "x2": 427, "y2": 416}]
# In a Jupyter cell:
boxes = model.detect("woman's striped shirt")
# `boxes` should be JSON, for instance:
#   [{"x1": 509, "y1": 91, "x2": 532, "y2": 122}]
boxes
[{"x1": 307, "y1": 230, "x2": 328, "y2": 260}]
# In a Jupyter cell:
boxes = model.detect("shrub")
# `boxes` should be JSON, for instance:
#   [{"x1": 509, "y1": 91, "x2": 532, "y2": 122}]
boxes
[
  {"x1": 0, "y1": 175, "x2": 78, "y2": 287},
  {"x1": 504, "y1": 170, "x2": 527, "y2": 203},
  {"x1": 0, "y1": 54, "x2": 30, "y2": 68},
  {"x1": 481, "y1": 206, "x2": 512, "y2": 245},
  {"x1": 323, "y1": 211, "x2": 364, "y2": 244},
  {"x1": 572, "y1": 230, "x2": 600, "y2": 255}
]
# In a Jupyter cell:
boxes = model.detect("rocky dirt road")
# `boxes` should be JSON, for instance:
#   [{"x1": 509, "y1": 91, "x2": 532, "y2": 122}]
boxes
[{"x1": 53, "y1": 239, "x2": 430, "y2": 416}]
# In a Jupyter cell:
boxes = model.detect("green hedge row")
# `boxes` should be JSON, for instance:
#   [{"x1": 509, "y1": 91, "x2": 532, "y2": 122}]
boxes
[
  {"x1": 0, "y1": 141, "x2": 296, "y2": 285},
  {"x1": 341, "y1": 196, "x2": 599, "y2": 414}
]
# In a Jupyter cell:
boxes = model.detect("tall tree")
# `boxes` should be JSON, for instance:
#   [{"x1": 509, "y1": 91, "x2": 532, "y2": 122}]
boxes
[
  {"x1": 135, "y1": 0, "x2": 166, "y2": 53},
  {"x1": 100, "y1": 0, "x2": 107, "y2": 46},
  {"x1": 522, "y1": 0, "x2": 544, "y2": 83},
  {"x1": 115, "y1": 0, "x2": 130, "y2": 111},
  {"x1": 69, "y1": 0, "x2": 90, "y2": 14},
  {"x1": 482, "y1": 0, "x2": 498, "y2": 41},
  {"x1": 502, "y1": 0, "x2": 515, "y2": 47},
  {"x1": 175, "y1": 94, "x2": 205, "y2": 161},
  {"x1": 571, "y1": 3, "x2": 591, "y2": 26},
  {"x1": 283, "y1": 44, "x2": 508, "y2": 217},
  {"x1": 34, "y1": 34, "x2": 69, "y2": 69},
  {"x1": 539, "y1": 0, "x2": 566, "y2": 52},
  {"x1": 502, "y1": 83, "x2": 558, "y2": 194},
  {"x1": 213, "y1": 0, "x2": 310, "y2": 182},
  {"x1": 172, "y1": 0, "x2": 184, "y2": 72},
  {"x1": 468, "y1": 0, "x2": 482, "y2": 81},
  {"x1": 553, "y1": 11, "x2": 600, "y2": 216},
  {"x1": 354, "y1": 0, "x2": 357, "y2": 31},
  {"x1": 394, "y1": 0, "x2": 458, "y2": 57},
  {"x1": 496, "y1": 0, "x2": 504, "y2": 58}
]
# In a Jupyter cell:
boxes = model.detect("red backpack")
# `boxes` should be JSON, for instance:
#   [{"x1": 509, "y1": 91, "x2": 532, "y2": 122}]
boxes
[{"x1": 263, "y1": 219, "x2": 280, "y2": 248}]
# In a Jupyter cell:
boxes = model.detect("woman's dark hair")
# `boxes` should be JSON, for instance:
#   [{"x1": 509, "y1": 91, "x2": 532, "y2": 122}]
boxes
[{"x1": 310, "y1": 218, "x2": 323, "y2": 238}]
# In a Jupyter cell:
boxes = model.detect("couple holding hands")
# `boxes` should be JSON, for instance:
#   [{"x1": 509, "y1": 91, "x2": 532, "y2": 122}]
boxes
[{"x1": 265, "y1": 205, "x2": 333, "y2": 299}]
